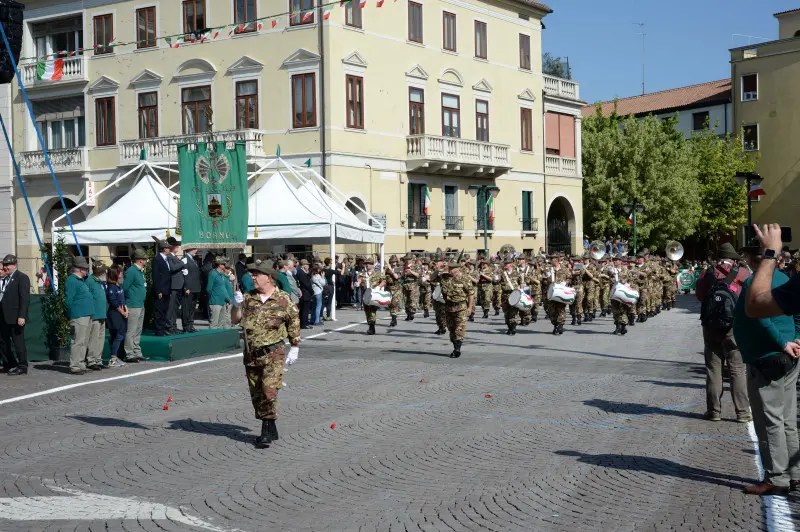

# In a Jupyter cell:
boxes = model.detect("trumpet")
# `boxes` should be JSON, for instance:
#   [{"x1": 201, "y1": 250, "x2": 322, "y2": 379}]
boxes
[
  {"x1": 666, "y1": 241, "x2": 684, "y2": 261},
  {"x1": 590, "y1": 240, "x2": 606, "y2": 260}
]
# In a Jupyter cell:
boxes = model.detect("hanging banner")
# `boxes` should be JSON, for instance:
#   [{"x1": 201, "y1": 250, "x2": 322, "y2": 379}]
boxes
[
  {"x1": 85, "y1": 181, "x2": 96, "y2": 207},
  {"x1": 178, "y1": 141, "x2": 248, "y2": 249}
]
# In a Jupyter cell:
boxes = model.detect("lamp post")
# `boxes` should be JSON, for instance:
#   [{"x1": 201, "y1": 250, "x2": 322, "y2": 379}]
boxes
[
  {"x1": 468, "y1": 185, "x2": 500, "y2": 258},
  {"x1": 735, "y1": 171, "x2": 764, "y2": 244},
  {"x1": 623, "y1": 200, "x2": 645, "y2": 255}
]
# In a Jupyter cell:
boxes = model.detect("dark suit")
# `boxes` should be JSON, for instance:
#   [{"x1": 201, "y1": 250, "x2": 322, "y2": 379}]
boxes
[
  {"x1": 235, "y1": 261, "x2": 247, "y2": 291},
  {"x1": 295, "y1": 268, "x2": 314, "y2": 327},
  {"x1": 166, "y1": 253, "x2": 186, "y2": 333},
  {"x1": 182, "y1": 253, "x2": 201, "y2": 332},
  {"x1": 151, "y1": 253, "x2": 175, "y2": 335},
  {"x1": 0, "y1": 270, "x2": 30, "y2": 369}
]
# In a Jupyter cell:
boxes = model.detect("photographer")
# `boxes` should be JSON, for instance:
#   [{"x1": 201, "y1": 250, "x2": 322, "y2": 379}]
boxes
[{"x1": 746, "y1": 224, "x2": 800, "y2": 318}]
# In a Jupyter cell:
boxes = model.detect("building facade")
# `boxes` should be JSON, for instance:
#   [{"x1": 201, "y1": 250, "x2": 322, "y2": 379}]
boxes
[
  {"x1": 730, "y1": 8, "x2": 800, "y2": 247},
  {"x1": 9, "y1": 0, "x2": 584, "y2": 273}
]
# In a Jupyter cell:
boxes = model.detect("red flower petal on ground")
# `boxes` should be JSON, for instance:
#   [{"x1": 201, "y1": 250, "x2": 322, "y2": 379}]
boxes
[
  {"x1": 419, "y1": 378, "x2": 425, "y2": 383},
  {"x1": 484, "y1": 394, "x2": 492, "y2": 399},
  {"x1": 163, "y1": 404, "x2": 169, "y2": 410},
  {"x1": 167, "y1": 396, "x2": 173, "y2": 402},
  {"x1": 330, "y1": 423, "x2": 337, "y2": 429}
]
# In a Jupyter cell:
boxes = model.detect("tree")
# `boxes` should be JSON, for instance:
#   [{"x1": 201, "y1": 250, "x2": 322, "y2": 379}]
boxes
[
  {"x1": 542, "y1": 52, "x2": 570, "y2": 79},
  {"x1": 690, "y1": 121, "x2": 756, "y2": 247},
  {"x1": 582, "y1": 107, "x2": 701, "y2": 250}
]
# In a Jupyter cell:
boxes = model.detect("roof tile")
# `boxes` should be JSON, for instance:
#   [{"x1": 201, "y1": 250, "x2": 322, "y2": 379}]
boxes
[{"x1": 582, "y1": 79, "x2": 731, "y2": 118}]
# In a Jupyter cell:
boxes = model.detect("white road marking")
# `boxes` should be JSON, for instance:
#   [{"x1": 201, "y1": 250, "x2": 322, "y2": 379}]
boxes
[
  {"x1": 747, "y1": 421, "x2": 796, "y2": 532},
  {"x1": 0, "y1": 321, "x2": 366, "y2": 406},
  {"x1": 0, "y1": 486, "x2": 235, "y2": 531}
]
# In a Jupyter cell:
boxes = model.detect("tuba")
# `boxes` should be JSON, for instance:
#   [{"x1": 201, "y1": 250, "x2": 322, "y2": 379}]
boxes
[
  {"x1": 590, "y1": 240, "x2": 606, "y2": 260},
  {"x1": 666, "y1": 241, "x2": 684, "y2": 261}
]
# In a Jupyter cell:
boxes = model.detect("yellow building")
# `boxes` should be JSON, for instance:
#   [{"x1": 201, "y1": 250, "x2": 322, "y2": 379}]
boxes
[
  {"x1": 730, "y1": 8, "x2": 800, "y2": 247},
  {"x1": 9, "y1": 0, "x2": 584, "y2": 272}
]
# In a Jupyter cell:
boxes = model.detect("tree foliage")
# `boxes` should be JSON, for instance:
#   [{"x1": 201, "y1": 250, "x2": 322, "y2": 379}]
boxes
[
  {"x1": 42, "y1": 232, "x2": 70, "y2": 349},
  {"x1": 542, "y1": 52, "x2": 570, "y2": 79},
  {"x1": 581, "y1": 109, "x2": 701, "y2": 249}
]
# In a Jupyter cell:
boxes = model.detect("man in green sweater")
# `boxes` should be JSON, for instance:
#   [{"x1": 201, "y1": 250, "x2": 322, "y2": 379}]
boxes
[
  {"x1": 65, "y1": 257, "x2": 94, "y2": 375},
  {"x1": 122, "y1": 249, "x2": 148, "y2": 363},
  {"x1": 84, "y1": 263, "x2": 108, "y2": 371},
  {"x1": 207, "y1": 257, "x2": 232, "y2": 329},
  {"x1": 734, "y1": 246, "x2": 800, "y2": 496}
]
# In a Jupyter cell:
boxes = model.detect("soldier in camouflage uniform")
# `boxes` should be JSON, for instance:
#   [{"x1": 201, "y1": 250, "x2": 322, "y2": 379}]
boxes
[
  {"x1": 581, "y1": 254, "x2": 597, "y2": 322},
  {"x1": 233, "y1": 262, "x2": 301, "y2": 450},
  {"x1": 439, "y1": 260, "x2": 474, "y2": 358},
  {"x1": 383, "y1": 255, "x2": 402, "y2": 327},
  {"x1": 478, "y1": 259, "x2": 494, "y2": 319},
  {"x1": 664, "y1": 259, "x2": 678, "y2": 310},
  {"x1": 516, "y1": 256, "x2": 533, "y2": 326},
  {"x1": 401, "y1": 254, "x2": 420, "y2": 321},
  {"x1": 500, "y1": 258, "x2": 524, "y2": 335},
  {"x1": 569, "y1": 256, "x2": 585, "y2": 326},
  {"x1": 609, "y1": 256, "x2": 631, "y2": 335},
  {"x1": 541, "y1": 258, "x2": 552, "y2": 321},
  {"x1": 418, "y1": 257, "x2": 432, "y2": 318},
  {"x1": 465, "y1": 260, "x2": 479, "y2": 322},
  {"x1": 527, "y1": 259, "x2": 542, "y2": 323},
  {"x1": 491, "y1": 260, "x2": 503, "y2": 315},
  {"x1": 430, "y1": 254, "x2": 448, "y2": 335},
  {"x1": 359, "y1": 257, "x2": 385, "y2": 335},
  {"x1": 548, "y1": 255, "x2": 571, "y2": 335},
  {"x1": 632, "y1": 250, "x2": 649, "y2": 323}
]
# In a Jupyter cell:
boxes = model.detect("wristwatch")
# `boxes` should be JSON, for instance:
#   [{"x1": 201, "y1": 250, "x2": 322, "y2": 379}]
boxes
[{"x1": 763, "y1": 249, "x2": 778, "y2": 261}]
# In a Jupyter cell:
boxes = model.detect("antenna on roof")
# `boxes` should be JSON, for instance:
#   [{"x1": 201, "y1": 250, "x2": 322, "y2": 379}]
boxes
[{"x1": 633, "y1": 22, "x2": 646, "y2": 95}]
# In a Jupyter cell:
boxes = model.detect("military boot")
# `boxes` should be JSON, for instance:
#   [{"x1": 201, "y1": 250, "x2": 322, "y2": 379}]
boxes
[
  {"x1": 613, "y1": 323, "x2": 622, "y2": 335},
  {"x1": 577, "y1": 314, "x2": 582, "y2": 325},
  {"x1": 532, "y1": 311, "x2": 538, "y2": 322},
  {"x1": 494, "y1": 309, "x2": 500, "y2": 316},
  {"x1": 600, "y1": 309, "x2": 607, "y2": 318},
  {"x1": 367, "y1": 324, "x2": 376, "y2": 335},
  {"x1": 435, "y1": 327, "x2": 445, "y2": 335},
  {"x1": 267, "y1": 419, "x2": 279, "y2": 441},
  {"x1": 390, "y1": 316, "x2": 398, "y2": 327},
  {"x1": 468, "y1": 313, "x2": 475, "y2": 322},
  {"x1": 620, "y1": 323, "x2": 628, "y2": 335},
  {"x1": 510, "y1": 323, "x2": 517, "y2": 336},
  {"x1": 254, "y1": 420, "x2": 272, "y2": 449},
  {"x1": 628, "y1": 315, "x2": 635, "y2": 326},
  {"x1": 409, "y1": 314, "x2": 415, "y2": 321},
  {"x1": 584, "y1": 312, "x2": 591, "y2": 323},
  {"x1": 450, "y1": 340, "x2": 462, "y2": 358},
  {"x1": 552, "y1": 325, "x2": 559, "y2": 335},
  {"x1": 571, "y1": 315, "x2": 577, "y2": 326},
  {"x1": 557, "y1": 324, "x2": 565, "y2": 335},
  {"x1": 483, "y1": 309, "x2": 489, "y2": 319},
  {"x1": 424, "y1": 310, "x2": 430, "y2": 318}
]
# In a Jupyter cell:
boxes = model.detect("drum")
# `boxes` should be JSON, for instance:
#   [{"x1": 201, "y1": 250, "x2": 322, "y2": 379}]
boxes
[
  {"x1": 508, "y1": 290, "x2": 534, "y2": 311},
  {"x1": 362, "y1": 288, "x2": 392, "y2": 308},
  {"x1": 432, "y1": 285, "x2": 445, "y2": 304},
  {"x1": 676, "y1": 269, "x2": 697, "y2": 294},
  {"x1": 547, "y1": 283, "x2": 576, "y2": 304},
  {"x1": 611, "y1": 283, "x2": 639, "y2": 305}
]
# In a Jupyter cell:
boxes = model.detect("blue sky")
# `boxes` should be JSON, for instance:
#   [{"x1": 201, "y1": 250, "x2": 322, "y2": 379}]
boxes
[{"x1": 542, "y1": 0, "x2": 799, "y2": 103}]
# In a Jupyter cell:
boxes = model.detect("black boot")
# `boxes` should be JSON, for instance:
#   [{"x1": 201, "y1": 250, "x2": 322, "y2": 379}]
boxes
[
  {"x1": 409, "y1": 314, "x2": 415, "y2": 321},
  {"x1": 637, "y1": 313, "x2": 644, "y2": 323},
  {"x1": 468, "y1": 313, "x2": 474, "y2": 322},
  {"x1": 620, "y1": 323, "x2": 628, "y2": 335},
  {"x1": 571, "y1": 315, "x2": 577, "y2": 326},
  {"x1": 267, "y1": 419, "x2": 279, "y2": 441},
  {"x1": 435, "y1": 327, "x2": 444, "y2": 335},
  {"x1": 367, "y1": 324, "x2": 376, "y2": 335},
  {"x1": 628, "y1": 315, "x2": 635, "y2": 326},
  {"x1": 600, "y1": 310, "x2": 607, "y2": 318},
  {"x1": 450, "y1": 340, "x2": 462, "y2": 358},
  {"x1": 577, "y1": 314, "x2": 582, "y2": 325},
  {"x1": 553, "y1": 325, "x2": 559, "y2": 335},
  {"x1": 613, "y1": 323, "x2": 622, "y2": 335},
  {"x1": 424, "y1": 310, "x2": 430, "y2": 318},
  {"x1": 390, "y1": 316, "x2": 398, "y2": 327},
  {"x1": 494, "y1": 309, "x2": 500, "y2": 316},
  {"x1": 532, "y1": 312, "x2": 538, "y2": 322},
  {"x1": 483, "y1": 309, "x2": 489, "y2": 319},
  {"x1": 584, "y1": 312, "x2": 590, "y2": 323},
  {"x1": 254, "y1": 420, "x2": 272, "y2": 449},
  {"x1": 510, "y1": 323, "x2": 517, "y2": 336},
  {"x1": 557, "y1": 324, "x2": 565, "y2": 335}
]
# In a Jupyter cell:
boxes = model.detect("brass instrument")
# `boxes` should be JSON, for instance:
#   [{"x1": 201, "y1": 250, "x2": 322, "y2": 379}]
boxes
[
  {"x1": 590, "y1": 240, "x2": 606, "y2": 260},
  {"x1": 666, "y1": 241, "x2": 684, "y2": 262}
]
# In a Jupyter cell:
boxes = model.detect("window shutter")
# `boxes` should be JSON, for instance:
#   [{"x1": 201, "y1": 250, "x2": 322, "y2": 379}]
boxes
[
  {"x1": 408, "y1": 182, "x2": 414, "y2": 219},
  {"x1": 522, "y1": 192, "x2": 530, "y2": 220}
]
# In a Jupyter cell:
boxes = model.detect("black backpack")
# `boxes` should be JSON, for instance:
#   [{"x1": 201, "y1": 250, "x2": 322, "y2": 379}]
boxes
[{"x1": 700, "y1": 268, "x2": 739, "y2": 331}]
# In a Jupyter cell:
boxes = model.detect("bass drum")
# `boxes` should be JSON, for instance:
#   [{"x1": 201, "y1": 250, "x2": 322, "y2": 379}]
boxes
[
  {"x1": 508, "y1": 289, "x2": 534, "y2": 311},
  {"x1": 362, "y1": 288, "x2": 392, "y2": 308},
  {"x1": 432, "y1": 285, "x2": 445, "y2": 304},
  {"x1": 547, "y1": 283, "x2": 576, "y2": 304},
  {"x1": 611, "y1": 283, "x2": 639, "y2": 305}
]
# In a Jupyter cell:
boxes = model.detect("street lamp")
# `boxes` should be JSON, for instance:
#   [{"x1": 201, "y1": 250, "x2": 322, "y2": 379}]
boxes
[
  {"x1": 468, "y1": 185, "x2": 500, "y2": 258},
  {"x1": 735, "y1": 171, "x2": 764, "y2": 245},
  {"x1": 623, "y1": 200, "x2": 645, "y2": 255}
]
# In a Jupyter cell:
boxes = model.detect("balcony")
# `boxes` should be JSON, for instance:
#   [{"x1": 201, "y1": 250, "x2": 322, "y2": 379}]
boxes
[
  {"x1": 18, "y1": 147, "x2": 87, "y2": 176},
  {"x1": 476, "y1": 218, "x2": 494, "y2": 232},
  {"x1": 545, "y1": 155, "x2": 578, "y2": 177},
  {"x1": 521, "y1": 218, "x2": 539, "y2": 233},
  {"x1": 120, "y1": 129, "x2": 268, "y2": 165},
  {"x1": 21, "y1": 56, "x2": 88, "y2": 88},
  {"x1": 543, "y1": 75, "x2": 580, "y2": 101},
  {"x1": 406, "y1": 135, "x2": 511, "y2": 176},
  {"x1": 444, "y1": 215, "x2": 464, "y2": 233},
  {"x1": 407, "y1": 214, "x2": 430, "y2": 232}
]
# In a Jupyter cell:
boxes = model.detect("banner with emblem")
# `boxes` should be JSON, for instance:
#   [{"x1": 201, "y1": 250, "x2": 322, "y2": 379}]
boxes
[{"x1": 178, "y1": 141, "x2": 248, "y2": 249}]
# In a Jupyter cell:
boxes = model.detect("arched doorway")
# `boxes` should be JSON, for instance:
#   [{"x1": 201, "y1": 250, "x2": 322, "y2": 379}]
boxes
[
  {"x1": 41, "y1": 198, "x2": 88, "y2": 256},
  {"x1": 547, "y1": 196, "x2": 576, "y2": 255},
  {"x1": 345, "y1": 196, "x2": 369, "y2": 224}
]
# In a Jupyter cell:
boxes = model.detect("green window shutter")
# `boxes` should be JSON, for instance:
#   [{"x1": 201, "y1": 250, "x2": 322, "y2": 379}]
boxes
[
  {"x1": 522, "y1": 191, "x2": 531, "y2": 220},
  {"x1": 408, "y1": 182, "x2": 414, "y2": 221}
]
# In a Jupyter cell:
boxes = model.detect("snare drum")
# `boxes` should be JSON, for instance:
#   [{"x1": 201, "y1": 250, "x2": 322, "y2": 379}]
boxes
[
  {"x1": 362, "y1": 288, "x2": 392, "y2": 308},
  {"x1": 611, "y1": 283, "x2": 639, "y2": 305},
  {"x1": 508, "y1": 290, "x2": 534, "y2": 311},
  {"x1": 432, "y1": 285, "x2": 445, "y2": 304},
  {"x1": 547, "y1": 283, "x2": 576, "y2": 304}
]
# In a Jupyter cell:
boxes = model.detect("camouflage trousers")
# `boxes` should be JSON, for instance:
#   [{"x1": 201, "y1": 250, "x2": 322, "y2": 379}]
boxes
[
  {"x1": 611, "y1": 300, "x2": 629, "y2": 325},
  {"x1": 666, "y1": 284, "x2": 677, "y2": 304},
  {"x1": 445, "y1": 304, "x2": 468, "y2": 342},
  {"x1": 479, "y1": 284, "x2": 494, "y2": 311},
  {"x1": 531, "y1": 288, "x2": 542, "y2": 310},
  {"x1": 520, "y1": 291, "x2": 533, "y2": 324},
  {"x1": 419, "y1": 287, "x2": 431, "y2": 310},
  {"x1": 636, "y1": 287, "x2": 648, "y2": 315},
  {"x1": 583, "y1": 283, "x2": 595, "y2": 313},
  {"x1": 433, "y1": 300, "x2": 447, "y2": 331},
  {"x1": 364, "y1": 305, "x2": 378, "y2": 325},
  {"x1": 601, "y1": 284, "x2": 611, "y2": 309},
  {"x1": 492, "y1": 285, "x2": 502, "y2": 310},
  {"x1": 387, "y1": 286, "x2": 403, "y2": 317},
  {"x1": 550, "y1": 301, "x2": 567, "y2": 326},
  {"x1": 501, "y1": 290, "x2": 519, "y2": 326},
  {"x1": 570, "y1": 285, "x2": 585, "y2": 316},
  {"x1": 245, "y1": 345, "x2": 285, "y2": 420},
  {"x1": 403, "y1": 284, "x2": 419, "y2": 316}
]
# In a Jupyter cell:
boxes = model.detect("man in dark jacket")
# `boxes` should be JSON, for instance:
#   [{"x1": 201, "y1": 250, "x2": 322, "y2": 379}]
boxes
[
  {"x1": 182, "y1": 247, "x2": 202, "y2": 333},
  {"x1": 0, "y1": 254, "x2": 30, "y2": 375},
  {"x1": 152, "y1": 240, "x2": 182, "y2": 336},
  {"x1": 235, "y1": 253, "x2": 247, "y2": 291},
  {"x1": 295, "y1": 259, "x2": 314, "y2": 329},
  {"x1": 166, "y1": 238, "x2": 186, "y2": 335}
]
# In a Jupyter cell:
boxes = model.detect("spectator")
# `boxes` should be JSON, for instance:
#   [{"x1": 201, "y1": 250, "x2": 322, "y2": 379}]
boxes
[
  {"x1": 36, "y1": 267, "x2": 50, "y2": 294},
  {"x1": 734, "y1": 245, "x2": 800, "y2": 496},
  {"x1": 122, "y1": 249, "x2": 147, "y2": 363},
  {"x1": 105, "y1": 267, "x2": 128, "y2": 368},
  {"x1": 276, "y1": 261, "x2": 294, "y2": 297},
  {"x1": 181, "y1": 246, "x2": 202, "y2": 333},
  {"x1": 295, "y1": 259, "x2": 314, "y2": 329},
  {"x1": 240, "y1": 257, "x2": 256, "y2": 293},
  {"x1": 746, "y1": 223, "x2": 800, "y2": 318},
  {"x1": 311, "y1": 265, "x2": 325, "y2": 325},
  {"x1": 0, "y1": 254, "x2": 30, "y2": 375},
  {"x1": 65, "y1": 257, "x2": 94, "y2": 375},
  {"x1": 235, "y1": 253, "x2": 247, "y2": 291},
  {"x1": 85, "y1": 262, "x2": 108, "y2": 371},
  {"x1": 695, "y1": 243, "x2": 751, "y2": 422},
  {"x1": 285, "y1": 259, "x2": 302, "y2": 304},
  {"x1": 323, "y1": 258, "x2": 335, "y2": 320},
  {"x1": 207, "y1": 257, "x2": 232, "y2": 329}
]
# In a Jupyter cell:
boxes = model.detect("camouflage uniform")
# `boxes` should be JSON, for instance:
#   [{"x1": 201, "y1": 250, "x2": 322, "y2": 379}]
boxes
[
  {"x1": 540, "y1": 265, "x2": 552, "y2": 320},
  {"x1": 501, "y1": 266, "x2": 524, "y2": 334},
  {"x1": 418, "y1": 261, "x2": 432, "y2": 316},
  {"x1": 242, "y1": 290, "x2": 300, "y2": 420},
  {"x1": 478, "y1": 262, "x2": 495, "y2": 317},
  {"x1": 599, "y1": 262, "x2": 612, "y2": 314},
  {"x1": 582, "y1": 260, "x2": 597, "y2": 320},
  {"x1": 401, "y1": 259, "x2": 420, "y2": 320},
  {"x1": 527, "y1": 263, "x2": 542, "y2": 322},
  {"x1": 665, "y1": 262, "x2": 678, "y2": 308},
  {"x1": 440, "y1": 270, "x2": 473, "y2": 352},
  {"x1": 491, "y1": 264, "x2": 503, "y2": 314},
  {"x1": 549, "y1": 263, "x2": 571, "y2": 332},
  {"x1": 430, "y1": 264, "x2": 448, "y2": 334},
  {"x1": 517, "y1": 262, "x2": 533, "y2": 325},
  {"x1": 632, "y1": 260, "x2": 649, "y2": 321},
  {"x1": 361, "y1": 270, "x2": 385, "y2": 328},
  {"x1": 569, "y1": 261, "x2": 585, "y2": 324},
  {"x1": 384, "y1": 261, "x2": 403, "y2": 324},
  {"x1": 467, "y1": 264, "x2": 479, "y2": 321}
]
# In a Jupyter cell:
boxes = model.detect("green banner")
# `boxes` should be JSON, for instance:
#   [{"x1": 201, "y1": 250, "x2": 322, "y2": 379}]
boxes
[{"x1": 178, "y1": 141, "x2": 248, "y2": 249}]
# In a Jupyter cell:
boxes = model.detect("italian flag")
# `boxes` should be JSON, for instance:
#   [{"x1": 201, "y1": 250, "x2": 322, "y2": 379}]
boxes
[
  {"x1": 164, "y1": 36, "x2": 184, "y2": 48},
  {"x1": 323, "y1": 9, "x2": 332, "y2": 19},
  {"x1": 487, "y1": 196, "x2": 495, "y2": 223},
  {"x1": 749, "y1": 183, "x2": 766, "y2": 198},
  {"x1": 377, "y1": 0, "x2": 385, "y2": 6},
  {"x1": 36, "y1": 59, "x2": 63, "y2": 81},
  {"x1": 360, "y1": 0, "x2": 367, "y2": 7},
  {"x1": 423, "y1": 187, "x2": 431, "y2": 215},
  {"x1": 302, "y1": 11, "x2": 314, "y2": 22},
  {"x1": 626, "y1": 212, "x2": 634, "y2": 226}
]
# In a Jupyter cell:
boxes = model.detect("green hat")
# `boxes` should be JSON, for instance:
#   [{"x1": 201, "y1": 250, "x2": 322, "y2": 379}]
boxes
[
  {"x1": 214, "y1": 256, "x2": 229, "y2": 266},
  {"x1": 389, "y1": 254, "x2": 398, "y2": 262},
  {"x1": 447, "y1": 260, "x2": 461, "y2": 269},
  {"x1": 299, "y1": 259, "x2": 310, "y2": 266},
  {"x1": 247, "y1": 262, "x2": 278, "y2": 281},
  {"x1": 636, "y1": 248, "x2": 650, "y2": 258},
  {"x1": 718, "y1": 242, "x2": 740, "y2": 260},
  {"x1": 131, "y1": 249, "x2": 147, "y2": 260},
  {"x1": 72, "y1": 256, "x2": 89, "y2": 269},
  {"x1": 363, "y1": 256, "x2": 375, "y2": 264}
]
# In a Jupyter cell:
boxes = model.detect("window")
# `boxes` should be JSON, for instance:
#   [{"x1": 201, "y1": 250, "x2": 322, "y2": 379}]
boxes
[
  {"x1": 474, "y1": 21, "x2": 487, "y2": 59},
  {"x1": 743, "y1": 124, "x2": 759, "y2": 151},
  {"x1": 407, "y1": 183, "x2": 429, "y2": 229},
  {"x1": 37, "y1": 118, "x2": 86, "y2": 150},
  {"x1": 409, "y1": 88, "x2": 425, "y2": 135},
  {"x1": 476, "y1": 100, "x2": 489, "y2": 142},
  {"x1": 519, "y1": 34, "x2": 531, "y2": 70},
  {"x1": 93, "y1": 14, "x2": 113, "y2": 55},
  {"x1": 742, "y1": 73, "x2": 758, "y2": 101},
  {"x1": 521, "y1": 108, "x2": 533, "y2": 152},
  {"x1": 441, "y1": 94, "x2": 460, "y2": 138},
  {"x1": 236, "y1": 81, "x2": 259, "y2": 129},
  {"x1": 408, "y1": 2, "x2": 423, "y2": 43},
  {"x1": 95, "y1": 97, "x2": 115, "y2": 146},
  {"x1": 444, "y1": 185, "x2": 461, "y2": 230},
  {"x1": 692, "y1": 111, "x2": 709, "y2": 131},
  {"x1": 182, "y1": 86, "x2": 211, "y2": 134},
  {"x1": 136, "y1": 7, "x2": 156, "y2": 49},
  {"x1": 32, "y1": 17, "x2": 83, "y2": 59},
  {"x1": 545, "y1": 112, "x2": 576, "y2": 157},
  {"x1": 235, "y1": 0, "x2": 257, "y2": 32},
  {"x1": 443, "y1": 12, "x2": 457, "y2": 52},
  {"x1": 138, "y1": 92, "x2": 158, "y2": 138},
  {"x1": 521, "y1": 191, "x2": 534, "y2": 231},
  {"x1": 292, "y1": 73, "x2": 317, "y2": 128},
  {"x1": 291, "y1": 0, "x2": 315, "y2": 26},
  {"x1": 346, "y1": 75, "x2": 364, "y2": 129},
  {"x1": 182, "y1": 0, "x2": 206, "y2": 34},
  {"x1": 346, "y1": 0, "x2": 362, "y2": 28}
]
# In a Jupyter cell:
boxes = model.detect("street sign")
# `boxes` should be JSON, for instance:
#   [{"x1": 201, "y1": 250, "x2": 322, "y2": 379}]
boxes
[{"x1": 371, "y1": 213, "x2": 387, "y2": 232}]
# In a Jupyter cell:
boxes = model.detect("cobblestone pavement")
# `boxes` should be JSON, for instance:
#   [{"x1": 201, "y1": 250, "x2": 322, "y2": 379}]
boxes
[{"x1": 0, "y1": 296, "x2": 776, "y2": 531}]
